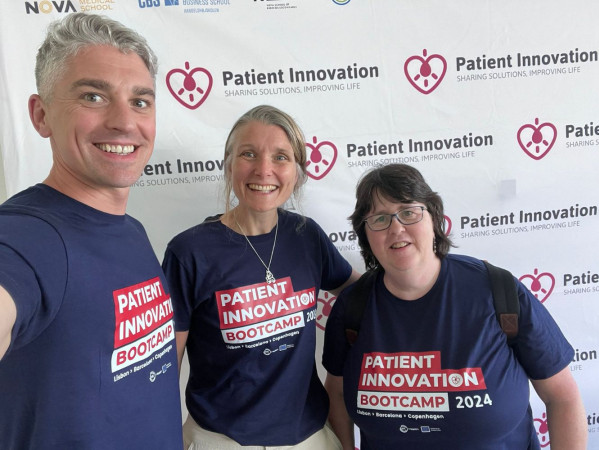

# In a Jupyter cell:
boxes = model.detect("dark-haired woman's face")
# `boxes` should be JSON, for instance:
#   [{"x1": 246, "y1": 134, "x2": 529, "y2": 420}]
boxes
[{"x1": 364, "y1": 194, "x2": 437, "y2": 274}]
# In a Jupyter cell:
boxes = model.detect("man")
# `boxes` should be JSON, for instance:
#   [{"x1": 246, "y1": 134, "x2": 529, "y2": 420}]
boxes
[{"x1": 0, "y1": 13, "x2": 183, "y2": 449}]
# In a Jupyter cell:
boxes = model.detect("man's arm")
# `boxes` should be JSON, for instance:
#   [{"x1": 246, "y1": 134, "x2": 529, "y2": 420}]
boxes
[
  {"x1": 531, "y1": 366, "x2": 587, "y2": 450},
  {"x1": 0, "y1": 284, "x2": 17, "y2": 360}
]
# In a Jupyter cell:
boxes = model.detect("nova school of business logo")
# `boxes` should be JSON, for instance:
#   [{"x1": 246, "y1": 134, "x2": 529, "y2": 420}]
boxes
[{"x1": 24, "y1": 0, "x2": 77, "y2": 14}]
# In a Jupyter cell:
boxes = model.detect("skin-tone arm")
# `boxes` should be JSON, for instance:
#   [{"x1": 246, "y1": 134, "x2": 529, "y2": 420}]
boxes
[
  {"x1": 175, "y1": 331, "x2": 188, "y2": 374},
  {"x1": 325, "y1": 373, "x2": 354, "y2": 450},
  {"x1": 330, "y1": 269, "x2": 361, "y2": 297},
  {"x1": 531, "y1": 366, "x2": 587, "y2": 450},
  {"x1": 0, "y1": 285, "x2": 17, "y2": 361}
]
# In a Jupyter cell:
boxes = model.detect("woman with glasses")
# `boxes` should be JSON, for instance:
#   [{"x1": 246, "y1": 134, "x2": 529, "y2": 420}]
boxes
[{"x1": 322, "y1": 164, "x2": 586, "y2": 449}]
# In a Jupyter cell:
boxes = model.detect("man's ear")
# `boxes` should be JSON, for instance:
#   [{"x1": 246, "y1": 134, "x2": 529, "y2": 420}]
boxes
[{"x1": 28, "y1": 94, "x2": 52, "y2": 138}]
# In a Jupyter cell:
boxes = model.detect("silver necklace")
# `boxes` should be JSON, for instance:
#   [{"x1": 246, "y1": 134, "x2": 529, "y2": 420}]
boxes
[{"x1": 235, "y1": 215, "x2": 278, "y2": 284}]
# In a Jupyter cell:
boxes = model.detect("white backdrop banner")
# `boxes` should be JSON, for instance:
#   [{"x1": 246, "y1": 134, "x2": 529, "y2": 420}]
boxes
[{"x1": 1, "y1": 1, "x2": 598, "y2": 448}]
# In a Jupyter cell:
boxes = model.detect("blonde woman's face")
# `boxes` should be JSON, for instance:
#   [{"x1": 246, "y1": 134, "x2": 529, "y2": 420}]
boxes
[{"x1": 228, "y1": 121, "x2": 298, "y2": 213}]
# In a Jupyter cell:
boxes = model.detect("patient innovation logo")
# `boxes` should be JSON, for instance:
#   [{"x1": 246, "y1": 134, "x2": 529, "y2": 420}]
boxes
[
  {"x1": 517, "y1": 118, "x2": 557, "y2": 160},
  {"x1": 443, "y1": 215, "x2": 452, "y2": 235},
  {"x1": 166, "y1": 62, "x2": 213, "y2": 110},
  {"x1": 404, "y1": 49, "x2": 447, "y2": 94},
  {"x1": 519, "y1": 268, "x2": 555, "y2": 303},
  {"x1": 316, "y1": 291, "x2": 336, "y2": 331},
  {"x1": 306, "y1": 136, "x2": 338, "y2": 180},
  {"x1": 534, "y1": 412, "x2": 550, "y2": 447}
]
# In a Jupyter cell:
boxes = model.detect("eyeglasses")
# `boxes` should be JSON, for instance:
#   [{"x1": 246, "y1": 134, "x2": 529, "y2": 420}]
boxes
[{"x1": 363, "y1": 206, "x2": 427, "y2": 231}]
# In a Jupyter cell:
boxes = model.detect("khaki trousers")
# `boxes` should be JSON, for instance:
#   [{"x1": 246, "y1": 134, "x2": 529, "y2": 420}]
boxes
[{"x1": 183, "y1": 415, "x2": 342, "y2": 450}]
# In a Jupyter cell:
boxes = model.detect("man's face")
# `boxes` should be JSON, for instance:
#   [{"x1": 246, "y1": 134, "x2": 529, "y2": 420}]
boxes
[{"x1": 33, "y1": 45, "x2": 156, "y2": 195}]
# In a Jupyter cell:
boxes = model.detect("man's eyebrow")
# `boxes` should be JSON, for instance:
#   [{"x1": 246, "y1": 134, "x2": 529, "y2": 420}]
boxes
[
  {"x1": 71, "y1": 79, "x2": 155, "y2": 98},
  {"x1": 71, "y1": 78, "x2": 110, "y2": 91},
  {"x1": 133, "y1": 86, "x2": 156, "y2": 98}
]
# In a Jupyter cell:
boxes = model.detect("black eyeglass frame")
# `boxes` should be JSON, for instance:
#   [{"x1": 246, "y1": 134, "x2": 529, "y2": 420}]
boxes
[{"x1": 363, "y1": 206, "x2": 427, "y2": 231}]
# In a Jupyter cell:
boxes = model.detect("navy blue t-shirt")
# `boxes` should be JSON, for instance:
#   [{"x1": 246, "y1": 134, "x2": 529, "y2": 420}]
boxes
[
  {"x1": 0, "y1": 185, "x2": 183, "y2": 450},
  {"x1": 323, "y1": 254, "x2": 573, "y2": 450},
  {"x1": 163, "y1": 209, "x2": 352, "y2": 446}
]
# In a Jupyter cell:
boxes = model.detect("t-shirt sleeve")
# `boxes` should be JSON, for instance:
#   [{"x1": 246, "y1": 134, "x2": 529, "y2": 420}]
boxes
[
  {"x1": 0, "y1": 245, "x2": 42, "y2": 353},
  {"x1": 310, "y1": 218, "x2": 352, "y2": 291},
  {"x1": 162, "y1": 245, "x2": 196, "y2": 332},
  {"x1": 0, "y1": 216, "x2": 67, "y2": 354},
  {"x1": 322, "y1": 287, "x2": 352, "y2": 376},
  {"x1": 512, "y1": 280, "x2": 574, "y2": 380}
]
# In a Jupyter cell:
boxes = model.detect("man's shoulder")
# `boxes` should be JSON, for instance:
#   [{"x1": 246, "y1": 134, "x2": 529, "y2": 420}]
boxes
[
  {"x1": 0, "y1": 184, "x2": 65, "y2": 220},
  {"x1": 1, "y1": 184, "x2": 49, "y2": 204},
  {"x1": 0, "y1": 194, "x2": 63, "y2": 241},
  {"x1": 1, "y1": 186, "x2": 71, "y2": 240}
]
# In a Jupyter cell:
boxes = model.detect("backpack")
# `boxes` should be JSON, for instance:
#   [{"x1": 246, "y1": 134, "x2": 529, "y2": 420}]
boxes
[{"x1": 344, "y1": 260, "x2": 520, "y2": 346}]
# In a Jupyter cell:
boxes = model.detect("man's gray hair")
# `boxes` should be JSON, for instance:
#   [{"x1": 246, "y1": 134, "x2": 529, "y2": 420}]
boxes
[{"x1": 35, "y1": 12, "x2": 158, "y2": 101}]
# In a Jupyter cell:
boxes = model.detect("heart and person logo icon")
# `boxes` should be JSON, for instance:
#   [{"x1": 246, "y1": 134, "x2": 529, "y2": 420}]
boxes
[
  {"x1": 404, "y1": 49, "x2": 447, "y2": 95},
  {"x1": 305, "y1": 136, "x2": 338, "y2": 180},
  {"x1": 444, "y1": 216, "x2": 452, "y2": 236},
  {"x1": 517, "y1": 118, "x2": 557, "y2": 160},
  {"x1": 166, "y1": 62, "x2": 213, "y2": 110},
  {"x1": 316, "y1": 291, "x2": 336, "y2": 331},
  {"x1": 519, "y1": 268, "x2": 555, "y2": 303}
]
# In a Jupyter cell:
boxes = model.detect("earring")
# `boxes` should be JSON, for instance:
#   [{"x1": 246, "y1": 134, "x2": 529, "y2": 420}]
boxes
[{"x1": 433, "y1": 238, "x2": 437, "y2": 254}]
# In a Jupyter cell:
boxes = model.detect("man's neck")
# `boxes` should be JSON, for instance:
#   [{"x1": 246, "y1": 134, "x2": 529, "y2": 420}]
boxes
[{"x1": 43, "y1": 174, "x2": 129, "y2": 215}]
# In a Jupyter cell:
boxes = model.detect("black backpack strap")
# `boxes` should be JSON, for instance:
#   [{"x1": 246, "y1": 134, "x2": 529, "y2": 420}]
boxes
[
  {"x1": 483, "y1": 260, "x2": 519, "y2": 343},
  {"x1": 344, "y1": 269, "x2": 379, "y2": 346}
]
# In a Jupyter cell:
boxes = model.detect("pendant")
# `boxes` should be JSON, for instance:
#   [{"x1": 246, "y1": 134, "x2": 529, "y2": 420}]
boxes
[{"x1": 265, "y1": 270, "x2": 275, "y2": 284}]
